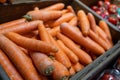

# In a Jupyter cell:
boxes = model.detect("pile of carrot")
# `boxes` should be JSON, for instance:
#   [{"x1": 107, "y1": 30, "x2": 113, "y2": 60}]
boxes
[{"x1": 0, "y1": 2, "x2": 113, "y2": 80}]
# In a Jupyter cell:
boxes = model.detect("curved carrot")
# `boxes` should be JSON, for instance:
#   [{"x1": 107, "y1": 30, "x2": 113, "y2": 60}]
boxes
[
  {"x1": 69, "y1": 66, "x2": 76, "y2": 76},
  {"x1": 50, "y1": 12, "x2": 75, "y2": 27},
  {"x1": 0, "y1": 34, "x2": 41, "y2": 80},
  {"x1": 87, "y1": 13, "x2": 97, "y2": 33},
  {"x1": 77, "y1": 10, "x2": 90, "y2": 36},
  {"x1": 0, "y1": 20, "x2": 41, "y2": 34},
  {"x1": 89, "y1": 30, "x2": 110, "y2": 50},
  {"x1": 60, "y1": 23, "x2": 105, "y2": 55},
  {"x1": 0, "y1": 49, "x2": 23, "y2": 80},
  {"x1": 25, "y1": 11, "x2": 62, "y2": 21},
  {"x1": 5, "y1": 32, "x2": 58, "y2": 53},
  {"x1": 68, "y1": 17, "x2": 78, "y2": 26},
  {"x1": 42, "y1": 3, "x2": 65, "y2": 10},
  {"x1": 0, "y1": 18, "x2": 26, "y2": 29},
  {"x1": 72, "y1": 62, "x2": 84, "y2": 72},
  {"x1": 48, "y1": 33, "x2": 72, "y2": 68},
  {"x1": 52, "y1": 60, "x2": 70, "y2": 80},
  {"x1": 48, "y1": 26, "x2": 60, "y2": 37},
  {"x1": 67, "y1": 5, "x2": 75, "y2": 14},
  {"x1": 56, "y1": 33, "x2": 92, "y2": 65},
  {"x1": 30, "y1": 52, "x2": 54, "y2": 76},
  {"x1": 57, "y1": 40, "x2": 79, "y2": 64}
]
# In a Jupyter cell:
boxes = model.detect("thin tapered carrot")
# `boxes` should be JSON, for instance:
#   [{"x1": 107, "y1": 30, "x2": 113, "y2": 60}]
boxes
[
  {"x1": 30, "y1": 52, "x2": 54, "y2": 76},
  {"x1": 87, "y1": 13, "x2": 97, "y2": 34},
  {"x1": 60, "y1": 23, "x2": 105, "y2": 55},
  {"x1": 72, "y1": 62, "x2": 84, "y2": 72},
  {"x1": 24, "y1": 10, "x2": 62, "y2": 21},
  {"x1": 52, "y1": 60, "x2": 70, "y2": 80},
  {"x1": 89, "y1": 29, "x2": 110, "y2": 50},
  {"x1": 48, "y1": 33, "x2": 72, "y2": 68},
  {"x1": 42, "y1": 3, "x2": 65, "y2": 10},
  {"x1": 69, "y1": 66, "x2": 76, "y2": 76},
  {"x1": 0, "y1": 20, "x2": 41, "y2": 34},
  {"x1": 5, "y1": 32, "x2": 58, "y2": 53},
  {"x1": 48, "y1": 26, "x2": 60, "y2": 37},
  {"x1": 77, "y1": 10, "x2": 90, "y2": 36},
  {"x1": 50, "y1": 12, "x2": 75, "y2": 27},
  {"x1": 0, "y1": 49, "x2": 23, "y2": 80},
  {"x1": 0, "y1": 18, "x2": 26, "y2": 29},
  {"x1": 57, "y1": 40, "x2": 79, "y2": 64},
  {"x1": 68, "y1": 17, "x2": 78, "y2": 26},
  {"x1": 67, "y1": 5, "x2": 76, "y2": 14},
  {"x1": 0, "y1": 34, "x2": 41, "y2": 80},
  {"x1": 56, "y1": 33, "x2": 92, "y2": 65},
  {"x1": 99, "y1": 20, "x2": 113, "y2": 43}
]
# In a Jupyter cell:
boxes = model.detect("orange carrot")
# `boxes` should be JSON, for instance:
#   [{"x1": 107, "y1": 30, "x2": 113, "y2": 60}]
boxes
[
  {"x1": 61, "y1": 9, "x2": 69, "y2": 15},
  {"x1": 69, "y1": 66, "x2": 76, "y2": 76},
  {"x1": 25, "y1": 11, "x2": 62, "y2": 21},
  {"x1": 48, "y1": 26, "x2": 60, "y2": 37},
  {"x1": 72, "y1": 62, "x2": 84, "y2": 72},
  {"x1": 50, "y1": 12, "x2": 75, "y2": 27},
  {"x1": 77, "y1": 10, "x2": 90, "y2": 36},
  {"x1": 52, "y1": 60, "x2": 70, "y2": 80},
  {"x1": 0, "y1": 34, "x2": 41, "y2": 80},
  {"x1": 56, "y1": 33, "x2": 92, "y2": 65},
  {"x1": 68, "y1": 17, "x2": 78, "y2": 26},
  {"x1": 42, "y1": 3, "x2": 65, "y2": 10},
  {"x1": 5, "y1": 32, "x2": 58, "y2": 53},
  {"x1": 0, "y1": 49, "x2": 23, "y2": 80},
  {"x1": 99, "y1": 20, "x2": 112, "y2": 42},
  {"x1": 0, "y1": 18, "x2": 26, "y2": 29},
  {"x1": 48, "y1": 33, "x2": 72, "y2": 68},
  {"x1": 30, "y1": 52, "x2": 54, "y2": 76},
  {"x1": 60, "y1": 23, "x2": 105, "y2": 55},
  {"x1": 89, "y1": 29, "x2": 110, "y2": 50},
  {"x1": 67, "y1": 5, "x2": 76, "y2": 14},
  {"x1": 57, "y1": 40, "x2": 79, "y2": 64},
  {"x1": 0, "y1": 20, "x2": 41, "y2": 34},
  {"x1": 87, "y1": 13, "x2": 97, "y2": 33}
]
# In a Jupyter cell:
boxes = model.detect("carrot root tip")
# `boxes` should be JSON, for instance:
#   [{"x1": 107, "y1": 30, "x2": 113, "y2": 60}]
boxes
[{"x1": 45, "y1": 66, "x2": 54, "y2": 76}]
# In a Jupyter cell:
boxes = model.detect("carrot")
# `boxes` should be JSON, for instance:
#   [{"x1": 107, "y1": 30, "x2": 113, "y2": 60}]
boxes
[
  {"x1": 56, "y1": 33, "x2": 92, "y2": 65},
  {"x1": 99, "y1": 20, "x2": 113, "y2": 43},
  {"x1": 52, "y1": 60, "x2": 70, "y2": 80},
  {"x1": 0, "y1": 0, "x2": 6, "y2": 3},
  {"x1": 0, "y1": 18, "x2": 26, "y2": 29},
  {"x1": 30, "y1": 52, "x2": 54, "y2": 76},
  {"x1": 68, "y1": 17, "x2": 78, "y2": 26},
  {"x1": 48, "y1": 33, "x2": 72, "y2": 68},
  {"x1": 0, "y1": 49, "x2": 23, "y2": 80},
  {"x1": 96, "y1": 26, "x2": 113, "y2": 48},
  {"x1": 42, "y1": 3, "x2": 65, "y2": 10},
  {"x1": 0, "y1": 20, "x2": 41, "y2": 34},
  {"x1": 67, "y1": 5, "x2": 76, "y2": 14},
  {"x1": 69, "y1": 66, "x2": 76, "y2": 76},
  {"x1": 50, "y1": 12, "x2": 75, "y2": 27},
  {"x1": 89, "y1": 29, "x2": 110, "y2": 50},
  {"x1": 48, "y1": 26, "x2": 60, "y2": 37},
  {"x1": 57, "y1": 40, "x2": 79, "y2": 64},
  {"x1": 72, "y1": 62, "x2": 84, "y2": 72},
  {"x1": 60, "y1": 23, "x2": 105, "y2": 55},
  {"x1": 87, "y1": 13, "x2": 97, "y2": 33},
  {"x1": 61, "y1": 9, "x2": 69, "y2": 15},
  {"x1": 19, "y1": 46, "x2": 28, "y2": 55},
  {"x1": 77, "y1": 10, "x2": 90, "y2": 36},
  {"x1": 0, "y1": 34, "x2": 41, "y2": 80},
  {"x1": 24, "y1": 10, "x2": 62, "y2": 21},
  {"x1": 5, "y1": 32, "x2": 58, "y2": 53}
]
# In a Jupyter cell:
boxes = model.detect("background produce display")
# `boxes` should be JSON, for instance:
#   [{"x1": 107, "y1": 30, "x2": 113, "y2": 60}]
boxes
[{"x1": 0, "y1": 0, "x2": 120, "y2": 80}]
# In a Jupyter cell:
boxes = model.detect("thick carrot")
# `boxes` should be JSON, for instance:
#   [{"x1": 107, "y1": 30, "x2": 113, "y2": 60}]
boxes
[
  {"x1": 48, "y1": 33, "x2": 72, "y2": 68},
  {"x1": 0, "y1": 0, "x2": 6, "y2": 3},
  {"x1": 0, "y1": 34, "x2": 41, "y2": 80},
  {"x1": 48, "y1": 26, "x2": 60, "y2": 37},
  {"x1": 77, "y1": 10, "x2": 90, "y2": 36},
  {"x1": 0, "y1": 49, "x2": 23, "y2": 80},
  {"x1": 50, "y1": 12, "x2": 75, "y2": 27},
  {"x1": 0, "y1": 20, "x2": 41, "y2": 34},
  {"x1": 60, "y1": 23, "x2": 105, "y2": 55},
  {"x1": 68, "y1": 17, "x2": 78, "y2": 26},
  {"x1": 89, "y1": 29, "x2": 110, "y2": 50},
  {"x1": 5, "y1": 32, "x2": 58, "y2": 53},
  {"x1": 42, "y1": 3, "x2": 65, "y2": 10},
  {"x1": 0, "y1": 18, "x2": 26, "y2": 29},
  {"x1": 30, "y1": 52, "x2": 54, "y2": 76},
  {"x1": 87, "y1": 13, "x2": 97, "y2": 33},
  {"x1": 67, "y1": 5, "x2": 76, "y2": 14},
  {"x1": 99, "y1": 20, "x2": 112, "y2": 42},
  {"x1": 56, "y1": 33, "x2": 92, "y2": 65},
  {"x1": 52, "y1": 60, "x2": 70, "y2": 80},
  {"x1": 24, "y1": 10, "x2": 62, "y2": 21},
  {"x1": 69, "y1": 66, "x2": 76, "y2": 76},
  {"x1": 72, "y1": 62, "x2": 84, "y2": 72},
  {"x1": 57, "y1": 40, "x2": 79, "y2": 64}
]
